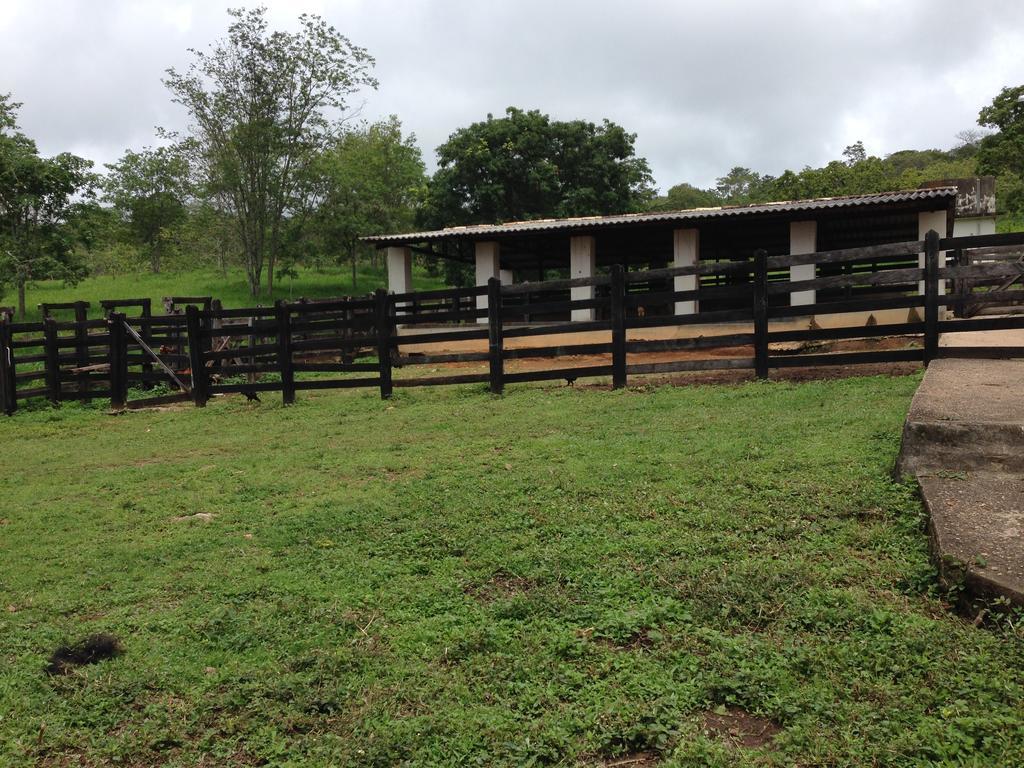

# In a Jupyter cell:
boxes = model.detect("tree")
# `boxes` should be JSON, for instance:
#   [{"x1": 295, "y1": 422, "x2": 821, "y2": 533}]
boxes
[
  {"x1": 103, "y1": 146, "x2": 190, "y2": 273},
  {"x1": 649, "y1": 182, "x2": 720, "y2": 211},
  {"x1": 308, "y1": 116, "x2": 425, "y2": 291},
  {"x1": 174, "y1": 202, "x2": 241, "y2": 277},
  {"x1": 714, "y1": 166, "x2": 765, "y2": 204},
  {"x1": 0, "y1": 94, "x2": 95, "y2": 317},
  {"x1": 977, "y1": 85, "x2": 1024, "y2": 214},
  {"x1": 842, "y1": 141, "x2": 867, "y2": 165},
  {"x1": 163, "y1": 6, "x2": 377, "y2": 296},
  {"x1": 421, "y1": 107, "x2": 654, "y2": 228}
]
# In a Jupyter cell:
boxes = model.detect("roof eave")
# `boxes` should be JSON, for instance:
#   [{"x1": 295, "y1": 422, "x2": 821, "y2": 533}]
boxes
[{"x1": 361, "y1": 187, "x2": 959, "y2": 246}]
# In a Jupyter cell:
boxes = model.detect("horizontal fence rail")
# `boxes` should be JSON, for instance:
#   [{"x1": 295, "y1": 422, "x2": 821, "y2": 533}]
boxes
[{"x1": 3, "y1": 229, "x2": 1024, "y2": 415}]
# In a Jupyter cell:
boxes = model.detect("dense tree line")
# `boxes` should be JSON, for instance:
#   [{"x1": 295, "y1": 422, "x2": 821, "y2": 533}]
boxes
[{"x1": 2, "y1": 6, "x2": 1023, "y2": 315}]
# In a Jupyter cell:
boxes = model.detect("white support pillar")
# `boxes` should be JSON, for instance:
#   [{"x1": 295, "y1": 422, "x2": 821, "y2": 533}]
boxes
[
  {"x1": 672, "y1": 228, "x2": 699, "y2": 315},
  {"x1": 569, "y1": 235, "x2": 596, "y2": 321},
  {"x1": 386, "y1": 246, "x2": 413, "y2": 295},
  {"x1": 475, "y1": 241, "x2": 500, "y2": 323},
  {"x1": 500, "y1": 269, "x2": 514, "y2": 286},
  {"x1": 918, "y1": 210, "x2": 948, "y2": 297},
  {"x1": 789, "y1": 221, "x2": 817, "y2": 306}
]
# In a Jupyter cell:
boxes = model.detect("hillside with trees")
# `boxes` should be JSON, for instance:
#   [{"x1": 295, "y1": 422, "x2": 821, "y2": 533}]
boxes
[{"x1": 650, "y1": 122, "x2": 1023, "y2": 233}]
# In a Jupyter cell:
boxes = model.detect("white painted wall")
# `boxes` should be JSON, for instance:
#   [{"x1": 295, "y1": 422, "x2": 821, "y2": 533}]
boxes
[
  {"x1": 475, "y1": 241, "x2": 500, "y2": 323},
  {"x1": 570, "y1": 235, "x2": 596, "y2": 321},
  {"x1": 386, "y1": 246, "x2": 413, "y2": 295},
  {"x1": 673, "y1": 228, "x2": 699, "y2": 315},
  {"x1": 953, "y1": 216, "x2": 997, "y2": 237},
  {"x1": 789, "y1": 221, "x2": 817, "y2": 306}
]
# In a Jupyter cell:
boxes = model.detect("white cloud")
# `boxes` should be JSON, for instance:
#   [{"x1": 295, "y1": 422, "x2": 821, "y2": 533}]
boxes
[{"x1": 3, "y1": 0, "x2": 1024, "y2": 190}]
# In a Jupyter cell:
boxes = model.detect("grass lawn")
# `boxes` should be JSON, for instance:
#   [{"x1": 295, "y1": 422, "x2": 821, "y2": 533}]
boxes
[
  {"x1": 6, "y1": 263, "x2": 445, "y2": 323},
  {"x1": 1, "y1": 375, "x2": 1022, "y2": 766}
]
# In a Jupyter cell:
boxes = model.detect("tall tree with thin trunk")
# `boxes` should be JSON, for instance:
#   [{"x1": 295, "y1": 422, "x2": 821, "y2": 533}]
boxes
[{"x1": 163, "y1": 6, "x2": 377, "y2": 296}]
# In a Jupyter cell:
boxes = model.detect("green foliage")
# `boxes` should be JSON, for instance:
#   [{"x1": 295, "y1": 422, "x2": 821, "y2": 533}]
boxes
[
  {"x1": 0, "y1": 93, "x2": 95, "y2": 316},
  {"x1": 977, "y1": 84, "x2": 1024, "y2": 214},
  {"x1": 2, "y1": 376, "x2": 1023, "y2": 765},
  {"x1": 103, "y1": 146, "x2": 191, "y2": 274},
  {"x1": 305, "y1": 115, "x2": 426, "y2": 291},
  {"x1": 420, "y1": 107, "x2": 654, "y2": 286},
  {"x1": 648, "y1": 182, "x2": 720, "y2": 212},
  {"x1": 163, "y1": 7, "x2": 378, "y2": 297},
  {"x1": 421, "y1": 107, "x2": 655, "y2": 227},
  {"x1": 166, "y1": 202, "x2": 242, "y2": 276}
]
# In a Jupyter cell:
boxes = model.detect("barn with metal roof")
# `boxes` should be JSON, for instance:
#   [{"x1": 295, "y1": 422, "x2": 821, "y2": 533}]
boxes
[{"x1": 364, "y1": 187, "x2": 958, "y2": 321}]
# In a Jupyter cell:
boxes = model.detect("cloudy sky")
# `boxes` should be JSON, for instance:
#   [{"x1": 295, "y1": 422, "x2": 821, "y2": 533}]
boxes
[{"x1": 2, "y1": 0, "x2": 1024, "y2": 192}]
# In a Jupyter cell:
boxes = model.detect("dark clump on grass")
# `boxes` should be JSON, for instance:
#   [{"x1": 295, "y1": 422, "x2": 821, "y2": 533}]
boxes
[
  {"x1": 701, "y1": 707, "x2": 781, "y2": 749},
  {"x1": 45, "y1": 633, "x2": 122, "y2": 676}
]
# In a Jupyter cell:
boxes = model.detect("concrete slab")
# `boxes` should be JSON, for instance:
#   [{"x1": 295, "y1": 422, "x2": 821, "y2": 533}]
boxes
[
  {"x1": 898, "y1": 356, "x2": 1024, "y2": 605},
  {"x1": 919, "y1": 473, "x2": 1024, "y2": 604},
  {"x1": 940, "y1": 328, "x2": 1024, "y2": 349},
  {"x1": 897, "y1": 358, "x2": 1024, "y2": 476},
  {"x1": 903, "y1": 357, "x2": 1024, "y2": 426}
]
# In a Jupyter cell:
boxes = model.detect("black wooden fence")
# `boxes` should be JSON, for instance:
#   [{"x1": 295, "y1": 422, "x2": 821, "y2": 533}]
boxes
[{"x1": 2, "y1": 229, "x2": 1023, "y2": 416}]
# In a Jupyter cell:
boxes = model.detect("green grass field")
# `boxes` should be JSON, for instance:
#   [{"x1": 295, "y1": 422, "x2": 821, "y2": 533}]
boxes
[
  {"x1": 2, "y1": 375, "x2": 1023, "y2": 766},
  {"x1": 5, "y1": 263, "x2": 445, "y2": 323}
]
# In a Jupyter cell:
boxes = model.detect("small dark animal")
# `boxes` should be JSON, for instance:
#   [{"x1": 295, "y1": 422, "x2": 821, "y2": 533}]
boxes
[
  {"x1": 564, "y1": 376, "x2": 578, "y2": 387},
  {"x1": 46, "y1": 633, "x2": 122, "y2": 676},
  {"x1": 243, "y1": 391, "x2": 261, "y2": 403}
]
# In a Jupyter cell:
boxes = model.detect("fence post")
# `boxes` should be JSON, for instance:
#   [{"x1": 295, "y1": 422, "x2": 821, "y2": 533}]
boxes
[
  {"x1": 0, "y1": 313, "x2": 14, "y2": 415},
  {"x1": 610, "y1": 264, "x2": 627, "y2": 389},
  {"x1": 108, "y1": 312, "x2": 128, "y2": 409},
  {"x1": 342, "y1": 299, "x2": 354, "y2": 365},
  {"x1": 375, "y1": 289, "x2": 393, "y2": 399},
  {"x1": 924, "y1": 229, "x2": 940, "y2": 365},
  {"x1": 74, "y1": 301, "x2": 90, "y2": 401},
  {"x1": 753, "y1": 249, "x2": 769, "y2": 380},
  {"x1": 201, "y1": 299, "x2": 213, "y2": 355},
  {"x1": 487, "y1": 277, "x2": 505, "y2": 394},
  {"x1": 43, "y1": 316, "x2": 61, "y2": 405},
  {"x1": 953, "y1": 247, "x2": 969, "y2": 319},
  {"x1": 276, "y1": 300, "x2": 295, "y2": 405},
  {"x1": 139, "y1": 298, "x2": 154, "y2": 388},
  {"x1": 185, "y1": 304, "x2": 208, "y2": 407}
]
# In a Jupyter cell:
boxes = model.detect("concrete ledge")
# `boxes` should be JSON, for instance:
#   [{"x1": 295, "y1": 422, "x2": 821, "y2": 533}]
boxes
[
  {"x1": 897, "y1": 358, "x2": 1024, "y2": 606},
  {"x1": 897, "y1": 421, "x2": 1024, "y2": 477},
  {"x1": 920, "y1": 473, "x2": 1024, "y2": 605}
]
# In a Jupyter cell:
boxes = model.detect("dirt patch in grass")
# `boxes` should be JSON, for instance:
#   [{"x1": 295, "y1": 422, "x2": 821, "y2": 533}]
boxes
[
  {"x1": 701, "y1": 707, "x2": 781, "y2": 749},
  {"x1": 600, "y1": 752, "x2": 659, "y2": 767},
  {"x1": 171, "y1": 512, "x2": 216, "y2": 523},
  {"x1": 464, "y1": 571, "x2": 537, "y2": 602},
  {"x1": 594, "y1": 629, "x2": 655, "y2": 651}
]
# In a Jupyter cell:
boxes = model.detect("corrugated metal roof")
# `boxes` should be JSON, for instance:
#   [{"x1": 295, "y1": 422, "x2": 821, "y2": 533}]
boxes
[{"x1": 361, "y1": 187, "x2": 958, "y2": 245}]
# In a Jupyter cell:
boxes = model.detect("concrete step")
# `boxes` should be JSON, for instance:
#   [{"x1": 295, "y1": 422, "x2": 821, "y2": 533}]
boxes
[
  {"x1": 897, "y1": 357, "x2": 1024, "y2": 606},
  {"x1": 898, "y1": 421, "x2": 1024, "y2": 476},
  {"x1": 919, "y1": 472, "x2": 1024, "y2": 604}
]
